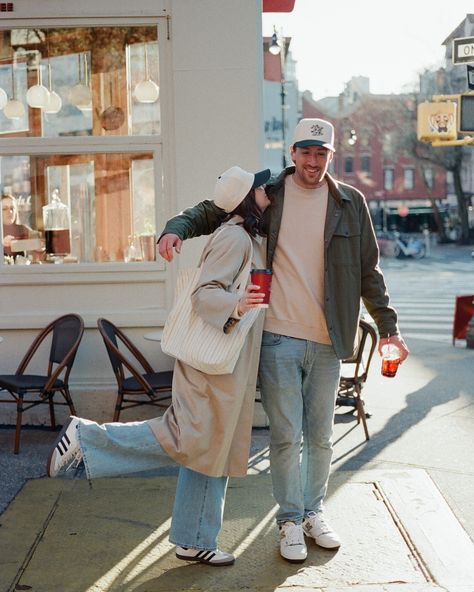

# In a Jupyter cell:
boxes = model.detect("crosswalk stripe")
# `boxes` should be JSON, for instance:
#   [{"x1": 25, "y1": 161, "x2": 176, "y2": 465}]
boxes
[{"x1": 363, "y1": 263, "x2": 473, "y2": 344}]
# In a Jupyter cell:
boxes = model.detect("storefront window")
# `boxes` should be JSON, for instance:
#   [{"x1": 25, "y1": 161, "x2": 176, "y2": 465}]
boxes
[
  {"x1": 0, "y1": 26, "x2": 160, "y2": 138},
  {"x1": 0, "y1": 23, "x2": 164, "y2": 268},
  {"x1": 1, "y1": 152, "x2": 158, "y2": 265}
]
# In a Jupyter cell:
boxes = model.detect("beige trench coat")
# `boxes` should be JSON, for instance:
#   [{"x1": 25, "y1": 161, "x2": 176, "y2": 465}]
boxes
[{"x1": 148, "y1": 217, "x2": 266, "y2": 477}]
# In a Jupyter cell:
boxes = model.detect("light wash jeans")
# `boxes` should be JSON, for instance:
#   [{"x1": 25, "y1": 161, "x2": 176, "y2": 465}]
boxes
[
  {"x1": 77, "y1": 419, "x2": 228, "y2": 550},
  {"x1": 258, "y1": 331, "x2": 341, "y2": 525}
]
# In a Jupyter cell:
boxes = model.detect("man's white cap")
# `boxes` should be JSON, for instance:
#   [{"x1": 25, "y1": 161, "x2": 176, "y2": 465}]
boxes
[
  {"x1": 292, "y1": 118, "x2": 335, "y2": 152},
  {"x1": 213, "y1": 166, "x2": 271, "y2": 213}
]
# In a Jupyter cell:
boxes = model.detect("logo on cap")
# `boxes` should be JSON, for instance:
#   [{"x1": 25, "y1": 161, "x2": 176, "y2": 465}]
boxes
[{"x1": 310, "y1": 124, "x2": 324, "y2": 136}]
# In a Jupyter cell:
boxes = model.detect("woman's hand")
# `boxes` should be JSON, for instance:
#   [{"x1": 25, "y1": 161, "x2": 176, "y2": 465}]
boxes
[{"x1": 237, "y1": 284, "x2": 265, "y2": 316}]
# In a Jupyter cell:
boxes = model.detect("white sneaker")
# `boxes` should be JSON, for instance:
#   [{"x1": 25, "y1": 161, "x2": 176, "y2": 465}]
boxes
[
  {"x1": 303, "y1": 511, "x2": 341, "y2": 549},
  {"x1": 175, "y1": 546, "x2": 235, "y2": 566},
  {"x1": 279, "y1": 522, "x2": 307, "y2": 563},
  {"x1": 47, "y1": 417, "x2": 83, "y2": 477}
]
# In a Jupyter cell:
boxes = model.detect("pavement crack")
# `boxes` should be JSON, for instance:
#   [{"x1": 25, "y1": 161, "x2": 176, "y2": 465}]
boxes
[{"x1": 8, "y1": 490, "x2": 63, "y2": 592}]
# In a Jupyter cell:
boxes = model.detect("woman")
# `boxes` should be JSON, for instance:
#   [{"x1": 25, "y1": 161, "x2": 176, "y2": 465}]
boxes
[
  {"x1": 2, "y1": 194, "x2": 31, "y2": 257},
  {"x1": 47, "y1": 165, "x2": 272, "y2": 567}
]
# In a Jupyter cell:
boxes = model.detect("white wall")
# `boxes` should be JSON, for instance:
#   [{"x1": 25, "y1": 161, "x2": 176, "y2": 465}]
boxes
[{"x1": 0, "y1": 0, "x2": 265, "y2": 425}]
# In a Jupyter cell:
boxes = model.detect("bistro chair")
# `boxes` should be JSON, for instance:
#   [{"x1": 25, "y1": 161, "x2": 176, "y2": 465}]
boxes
[
  {"x1": 97, "y1": 318, "x2": 173, "y2": 422},
  {"x1": 336, "y1": 319, "x2": 377, "y2": 441},
  {"x1": 0, "y1": 314, "x2": 84, "y2": 454}
]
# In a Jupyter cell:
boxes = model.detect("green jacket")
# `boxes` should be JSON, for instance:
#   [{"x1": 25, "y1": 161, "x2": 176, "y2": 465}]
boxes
[{"x1": 160, "y1": 167, "x2": 398, "y2": 359}]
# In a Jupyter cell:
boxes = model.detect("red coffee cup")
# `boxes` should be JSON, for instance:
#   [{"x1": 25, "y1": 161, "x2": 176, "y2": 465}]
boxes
[{"x1": 250, "y1": 268, "x2": 273, "y2": 308}]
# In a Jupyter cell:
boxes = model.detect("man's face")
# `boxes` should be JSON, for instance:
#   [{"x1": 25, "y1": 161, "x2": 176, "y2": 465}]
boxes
[{"x1": 290, "y1": 145, "x2": 333, "y2": 189}]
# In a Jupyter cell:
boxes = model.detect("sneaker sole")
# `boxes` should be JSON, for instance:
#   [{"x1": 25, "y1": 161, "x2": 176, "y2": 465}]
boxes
[
  {"x1": 46, "y1": 417, "x2": 75, "y2": 478},
  {"x1": 280, "y1": 553, "x2": 307, "y2": 564},
  {"x1": 175, "y1": 552, "x2": 235, "y2": 566}
]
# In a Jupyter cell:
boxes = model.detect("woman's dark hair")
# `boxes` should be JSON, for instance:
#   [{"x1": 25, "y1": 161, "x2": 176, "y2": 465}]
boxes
[{"x1": 227, "y1": 189, "x2": 267, "y2": 237}]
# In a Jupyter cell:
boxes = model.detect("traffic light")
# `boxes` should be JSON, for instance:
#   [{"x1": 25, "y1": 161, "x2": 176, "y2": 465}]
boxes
[
  {"x1": 417, "y1": 101, "x2": 457, "y2": 142},
  {"x1": 459, "y1": 94, "x2": 474, "y2": 133}
]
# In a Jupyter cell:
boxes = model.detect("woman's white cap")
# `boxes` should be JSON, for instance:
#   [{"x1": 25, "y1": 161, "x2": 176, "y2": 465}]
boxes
[{"x1": 213, "y1": 166, "x2": 271, "y2": 213}]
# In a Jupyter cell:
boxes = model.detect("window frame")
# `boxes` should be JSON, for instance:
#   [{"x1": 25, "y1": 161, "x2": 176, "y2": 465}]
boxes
[
  {"x1": 0, "y1": 14, "x2": 173, "y2": 284},
  {"x1": 360, "y1": 154, "x2": 371, "y2": 176},
  {"x1": 344, "y1": 155, "x2": 354, "y2": 174},
  {"x1": 383, "y1": 167, "x2": 394, "y2": 191},
  {"x1": 403, "y1": 167, "x2": 415, "y2": 191}
]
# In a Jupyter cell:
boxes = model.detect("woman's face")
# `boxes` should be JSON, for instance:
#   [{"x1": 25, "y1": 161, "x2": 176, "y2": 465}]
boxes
[
  {"x1": 254, "y1": 186, "x2": 271, "y2": 213},
  {"x1": 2, "y1": 198, "x2": 16, "y2": 225}
]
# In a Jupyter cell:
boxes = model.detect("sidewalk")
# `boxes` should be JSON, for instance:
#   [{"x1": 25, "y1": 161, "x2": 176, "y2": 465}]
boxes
[
  {"x1": 2, "y1": 467, "x2": 474, "y2": 592},
  {"x1": 1, "y1": 331, "x2": 474, "y2": 591}
]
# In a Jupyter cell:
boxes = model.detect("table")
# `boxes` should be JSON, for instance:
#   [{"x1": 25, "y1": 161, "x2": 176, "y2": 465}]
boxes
[{"x1": 143, "y1": 330, "x2": 163, "y2": 342}]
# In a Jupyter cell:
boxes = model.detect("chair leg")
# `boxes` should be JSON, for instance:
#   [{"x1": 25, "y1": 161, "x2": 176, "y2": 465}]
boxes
[
  {"x1": 355, "y1": 393, "x2": 370, "y2": 441},
  {"x1": 113, "y1": 392, "x2": 123, "y2": 422},
  {"x1": 14, "y1": 394, "x2": 24, "y2": 454},
  {"x1": 62, "y1": 388, "x2": 77, "y2": 415},
  {"x1": 48, "y1": 394, "x2": 56, "y2": 430}
]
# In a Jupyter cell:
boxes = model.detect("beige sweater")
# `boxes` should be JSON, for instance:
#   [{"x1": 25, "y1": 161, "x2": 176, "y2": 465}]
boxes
[{"x1": 263, "y1": 174, "x2": 331, "y2": 344}]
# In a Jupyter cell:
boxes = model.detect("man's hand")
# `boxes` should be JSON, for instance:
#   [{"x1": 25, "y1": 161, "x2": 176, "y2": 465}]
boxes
[
  {"x1": 378, "y1": 334, "x2": 409, "y2": 363},
  {"x1": 158, "y1": 233, "x2": 182, "y2": 262}
]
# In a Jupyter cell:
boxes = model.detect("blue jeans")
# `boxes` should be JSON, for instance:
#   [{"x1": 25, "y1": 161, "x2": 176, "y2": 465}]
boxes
[
  {"x1": 259, "y1": 332, "x2": 341, "y2": 525},
  {"x1": 77, "y1": 420, "x2": 228, "y2": 550}
]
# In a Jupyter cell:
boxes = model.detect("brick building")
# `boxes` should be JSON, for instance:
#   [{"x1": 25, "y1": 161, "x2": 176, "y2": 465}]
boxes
[{"x1": 302, "y1": 81, "x2": 448, "y2": 234}]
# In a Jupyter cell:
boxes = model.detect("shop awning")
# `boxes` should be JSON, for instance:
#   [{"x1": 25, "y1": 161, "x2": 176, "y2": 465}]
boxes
[
  {"x1": 388, "y1": 206, "x2": 448, "y2": 215},
  {"x1": 263, "y1": 0, "x2": 296, "y2": 11}
]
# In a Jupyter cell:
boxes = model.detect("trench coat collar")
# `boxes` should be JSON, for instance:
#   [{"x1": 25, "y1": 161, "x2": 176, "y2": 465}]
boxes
[{"x1": 225, "y1": 215, "x2": 264, "y2": 246}]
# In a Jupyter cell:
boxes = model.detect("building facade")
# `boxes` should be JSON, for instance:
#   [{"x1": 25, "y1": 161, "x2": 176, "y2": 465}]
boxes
[
  {"x1": 302, "y1": 82, "x2": 448, "y2": 234},
  {"x1": 0, "y1": 0, "x2": 266, "y2": 424}
]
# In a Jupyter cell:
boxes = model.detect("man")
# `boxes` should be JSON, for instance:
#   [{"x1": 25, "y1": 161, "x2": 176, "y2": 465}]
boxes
[{"x1": 158, "y1": 118, "x2": 409, "y2": 563}]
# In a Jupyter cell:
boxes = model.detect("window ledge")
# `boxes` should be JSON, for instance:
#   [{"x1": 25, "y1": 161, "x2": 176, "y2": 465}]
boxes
[{"x1": 0, "y1": 261, "x2": 166, "y2": 286}]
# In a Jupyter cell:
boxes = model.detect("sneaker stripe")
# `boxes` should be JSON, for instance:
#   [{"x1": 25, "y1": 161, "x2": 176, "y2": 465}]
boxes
[{"x1": 57, "y1": 439, "x2": 68, "y2": 456}]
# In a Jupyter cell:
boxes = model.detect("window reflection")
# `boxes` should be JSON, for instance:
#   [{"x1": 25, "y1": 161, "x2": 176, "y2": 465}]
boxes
[
  {"x1": 1, "y1": 152, "x2": 157, "y2": 264},
  {"x1": 0, "y1": 26, "x2": 160, "y2": 138}
]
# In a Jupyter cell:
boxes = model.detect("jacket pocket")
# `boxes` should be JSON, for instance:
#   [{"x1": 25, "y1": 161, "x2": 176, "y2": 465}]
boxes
[{"x1": 331, "y1": 222, "x2": 361, "y2": 263}]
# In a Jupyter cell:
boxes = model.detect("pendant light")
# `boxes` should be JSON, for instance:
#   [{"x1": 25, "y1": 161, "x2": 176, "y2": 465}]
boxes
[
  {"x1": 69, "y1": 53, "x2": 92, "y2": 110},
  {"x1": 43, "y1": 62, "x2": 62, "y2": 114},
  {"x1": 133, "y1": 43, "x2": 159, "y2": 104},
  {"x1": 43, "y1": 31, "x2": 62, "y2": 114},
  {"x1": 26, "y1": 64, "x2": 50, "y2": 109}
]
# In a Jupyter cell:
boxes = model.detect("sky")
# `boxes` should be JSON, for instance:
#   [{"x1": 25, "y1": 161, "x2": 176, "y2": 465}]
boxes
[{"x1": 262, "y1": 0, "x2": 473, "y2": 99}]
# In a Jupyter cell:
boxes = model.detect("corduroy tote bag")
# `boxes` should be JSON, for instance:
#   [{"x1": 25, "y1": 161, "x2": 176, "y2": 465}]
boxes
[{"x1": 161, "y1": 229, "x2": 261, "y2": 375}]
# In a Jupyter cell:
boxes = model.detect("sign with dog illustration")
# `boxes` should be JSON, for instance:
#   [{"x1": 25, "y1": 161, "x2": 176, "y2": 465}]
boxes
[{"x1": 417, "y1": 101, "x2": 457, "y2": 142}]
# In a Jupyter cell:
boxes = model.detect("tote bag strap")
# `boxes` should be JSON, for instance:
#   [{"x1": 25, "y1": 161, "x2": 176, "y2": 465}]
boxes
[{"x1": 198, "y1": 224, "x2": 253, "y2": 297}]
